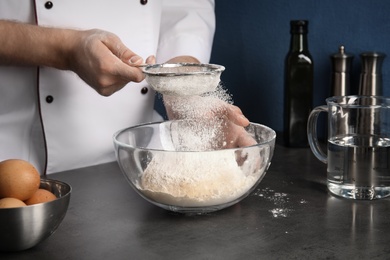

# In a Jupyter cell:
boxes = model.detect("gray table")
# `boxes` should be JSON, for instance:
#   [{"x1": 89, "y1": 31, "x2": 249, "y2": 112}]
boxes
[{"x1": 1, "y1": 145, "x2": 390, "y2": 260}]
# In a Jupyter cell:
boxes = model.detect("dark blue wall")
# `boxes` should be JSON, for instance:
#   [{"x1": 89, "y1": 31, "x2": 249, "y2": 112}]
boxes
[{"x1": 210, "y1": 0, "x2": 390, "y2": 133}]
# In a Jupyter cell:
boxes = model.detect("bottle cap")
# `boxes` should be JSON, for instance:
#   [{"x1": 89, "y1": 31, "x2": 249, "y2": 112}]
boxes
[
  {"x1": 290, "y1": 20, "x2": 308, "y2": 34},
  {"x1": 330, "y1": 46, "x2": 354, "y2": 73}
]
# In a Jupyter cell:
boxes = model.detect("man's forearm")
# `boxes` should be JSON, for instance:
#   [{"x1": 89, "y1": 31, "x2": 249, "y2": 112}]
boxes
[{"x1": 0, "y1": 20, "x2": 75, "y2": 70}]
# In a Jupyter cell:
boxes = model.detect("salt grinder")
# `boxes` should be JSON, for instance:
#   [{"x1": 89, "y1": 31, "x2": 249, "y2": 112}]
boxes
[
  {"x1": 358, "y1": 52, "x2": 386, "y2": 96},
  {"x1": 330, "y1": 46, "x2": 354, "y2": 96}
]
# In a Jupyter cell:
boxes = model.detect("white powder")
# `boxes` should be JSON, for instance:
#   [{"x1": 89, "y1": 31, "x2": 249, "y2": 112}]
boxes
[
  {"x1": 270, "y1": 208, "x2": 291, "y2": 218},
  {"x1": 144, "y1": 63, "x2": 224, "y2": 96},
  {"x1": 139, "y1": 149, "x2": 262, "y2": 207},
  {"x1": 164, "y1": 84, "x2": 232, "y2": 118},
  {"x1": 147, "y1": 74, "x2": 221, "y2": 96},
  {"x1": 162, "y1": 85, "x2": 233, "y2": 151},
  {"x1": 252, "y1": 188, "x2": 303, "y2": 218},
  {"x1": 138, "y1": 75, "x2": 262, "y2": 208}
]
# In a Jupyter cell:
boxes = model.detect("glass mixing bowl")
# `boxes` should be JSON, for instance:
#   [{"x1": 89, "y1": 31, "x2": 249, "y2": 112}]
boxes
[{"x1": 113, "y1": 120, "x2": 276, "y2": 214}]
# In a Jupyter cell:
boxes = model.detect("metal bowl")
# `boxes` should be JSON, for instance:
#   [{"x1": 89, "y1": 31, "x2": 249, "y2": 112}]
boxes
[
  {"x1": 0, "y1": 179, "x2": 71, "y2": 251},
  {"x1": 113, "y1": 120, "x2": 276, "y2": 214},
  {"x1": 143, "y1": 63, "x2": 225, "y2": 96}
]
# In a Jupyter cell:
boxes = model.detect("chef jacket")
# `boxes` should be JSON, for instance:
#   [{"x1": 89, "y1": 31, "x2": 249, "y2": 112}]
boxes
[{"x1": 0, "y1": 0, "x2": 215, "y2": 174}]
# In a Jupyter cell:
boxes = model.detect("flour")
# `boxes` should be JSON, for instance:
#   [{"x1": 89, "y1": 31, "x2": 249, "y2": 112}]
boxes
[
  {"x1": 147, "y1": 74, "x2": 221, "y2": 96},
  {"x1": 138, "y1": 71, "x2": 261, "y2": 208},
  {"x1": 252, "y1": 188, "x2": 308, "y2": 218},
  {"x1": 144, "y1": 63, "x2": 224, "y2": 96},
  {"x1": 164, "y1": 84, "x2": 232, "y2": 120},
  {"x1": 162, "y1": 84, "x2": 233, "y2": 151},
  {"x1": 138, "y1": 149, "x2": 262, "y2": 207}
]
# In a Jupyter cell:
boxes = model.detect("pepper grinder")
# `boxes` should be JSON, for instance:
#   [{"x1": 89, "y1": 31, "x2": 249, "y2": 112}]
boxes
[
  {"x1": 330, "y1": 46, "x2": 354, "y2": 96},
  {"x1": 358, "y1": 52, "x2": 386, "y2": 96},
  {"x1": 357, "y1": 52, "x2": 386, "y2": 138}
]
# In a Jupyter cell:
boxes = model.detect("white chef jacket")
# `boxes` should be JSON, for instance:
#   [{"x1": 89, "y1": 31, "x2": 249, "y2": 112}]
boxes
[{"x1": 0, "y1": 0, "x2": 215, "y2": 174}]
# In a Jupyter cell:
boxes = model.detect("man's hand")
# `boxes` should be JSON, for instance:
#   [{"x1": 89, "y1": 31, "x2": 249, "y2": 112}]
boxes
[
  {"x1": 69, "y1": 29, "x2": 146, "y2": 96},
  {"x1": 0, "y1": 20, "x2": 149, "y2": 96}
]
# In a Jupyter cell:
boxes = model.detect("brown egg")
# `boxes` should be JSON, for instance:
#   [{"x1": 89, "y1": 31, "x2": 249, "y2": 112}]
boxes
[
  {"x1": 25, "y1": 189, "x2": 57, "y2": 205},
  {"x1": 0, "y1": 197, "x2": 26, "y2": 208},
  {"x1": 0, "y1": 159, "x2": 40, "y2": 201}
]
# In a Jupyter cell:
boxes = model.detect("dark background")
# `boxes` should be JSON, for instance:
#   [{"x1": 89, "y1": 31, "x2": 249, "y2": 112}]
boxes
[{"x1": 209, "y1": 0, "x2": 390, "y2": 133}]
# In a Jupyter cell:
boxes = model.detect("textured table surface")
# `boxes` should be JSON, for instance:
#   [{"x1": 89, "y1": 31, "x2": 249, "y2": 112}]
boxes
[{"x1": 1, "y1": 144, "x2": 389, "y2": 260}]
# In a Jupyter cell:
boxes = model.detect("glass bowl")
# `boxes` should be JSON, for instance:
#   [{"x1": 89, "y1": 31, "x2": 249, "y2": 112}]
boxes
[{"x1": 113, "y1": 120, "x2": 276, "y2": 214}]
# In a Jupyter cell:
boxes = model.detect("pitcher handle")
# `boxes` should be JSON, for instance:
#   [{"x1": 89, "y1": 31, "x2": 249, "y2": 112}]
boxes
[{"x1": 307, "y1": 105, "x2": 328, "y2": 164}]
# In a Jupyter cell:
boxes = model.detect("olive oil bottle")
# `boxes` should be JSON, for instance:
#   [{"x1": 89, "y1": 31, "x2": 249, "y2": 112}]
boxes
[{"x1": 284, "y1": 20, "x2": 313, "y2": 147}]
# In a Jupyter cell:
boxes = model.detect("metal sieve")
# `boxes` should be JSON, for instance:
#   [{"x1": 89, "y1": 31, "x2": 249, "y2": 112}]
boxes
[{"x1": 142, "y1": 63, "x2": 225, "y2": 96}]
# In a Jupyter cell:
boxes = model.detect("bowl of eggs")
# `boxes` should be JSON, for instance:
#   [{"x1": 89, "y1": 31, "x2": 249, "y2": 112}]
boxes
[
  {"x1": 113, "y1": 120, "x2": 276, "y2": 214},
  {"x1": 0, "y1": 159, "x2": 71, "y2": 251}
]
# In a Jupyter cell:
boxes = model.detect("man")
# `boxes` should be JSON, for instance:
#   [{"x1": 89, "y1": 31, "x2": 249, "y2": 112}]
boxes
[{"x1": 0, "y1": 0, "x2": 249, "y2": 174}]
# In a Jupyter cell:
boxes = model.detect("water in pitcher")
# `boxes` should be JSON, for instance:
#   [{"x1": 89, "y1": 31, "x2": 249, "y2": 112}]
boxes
[{"x1": 327, "y1": 134, "x2": 390, "y2": 199}]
